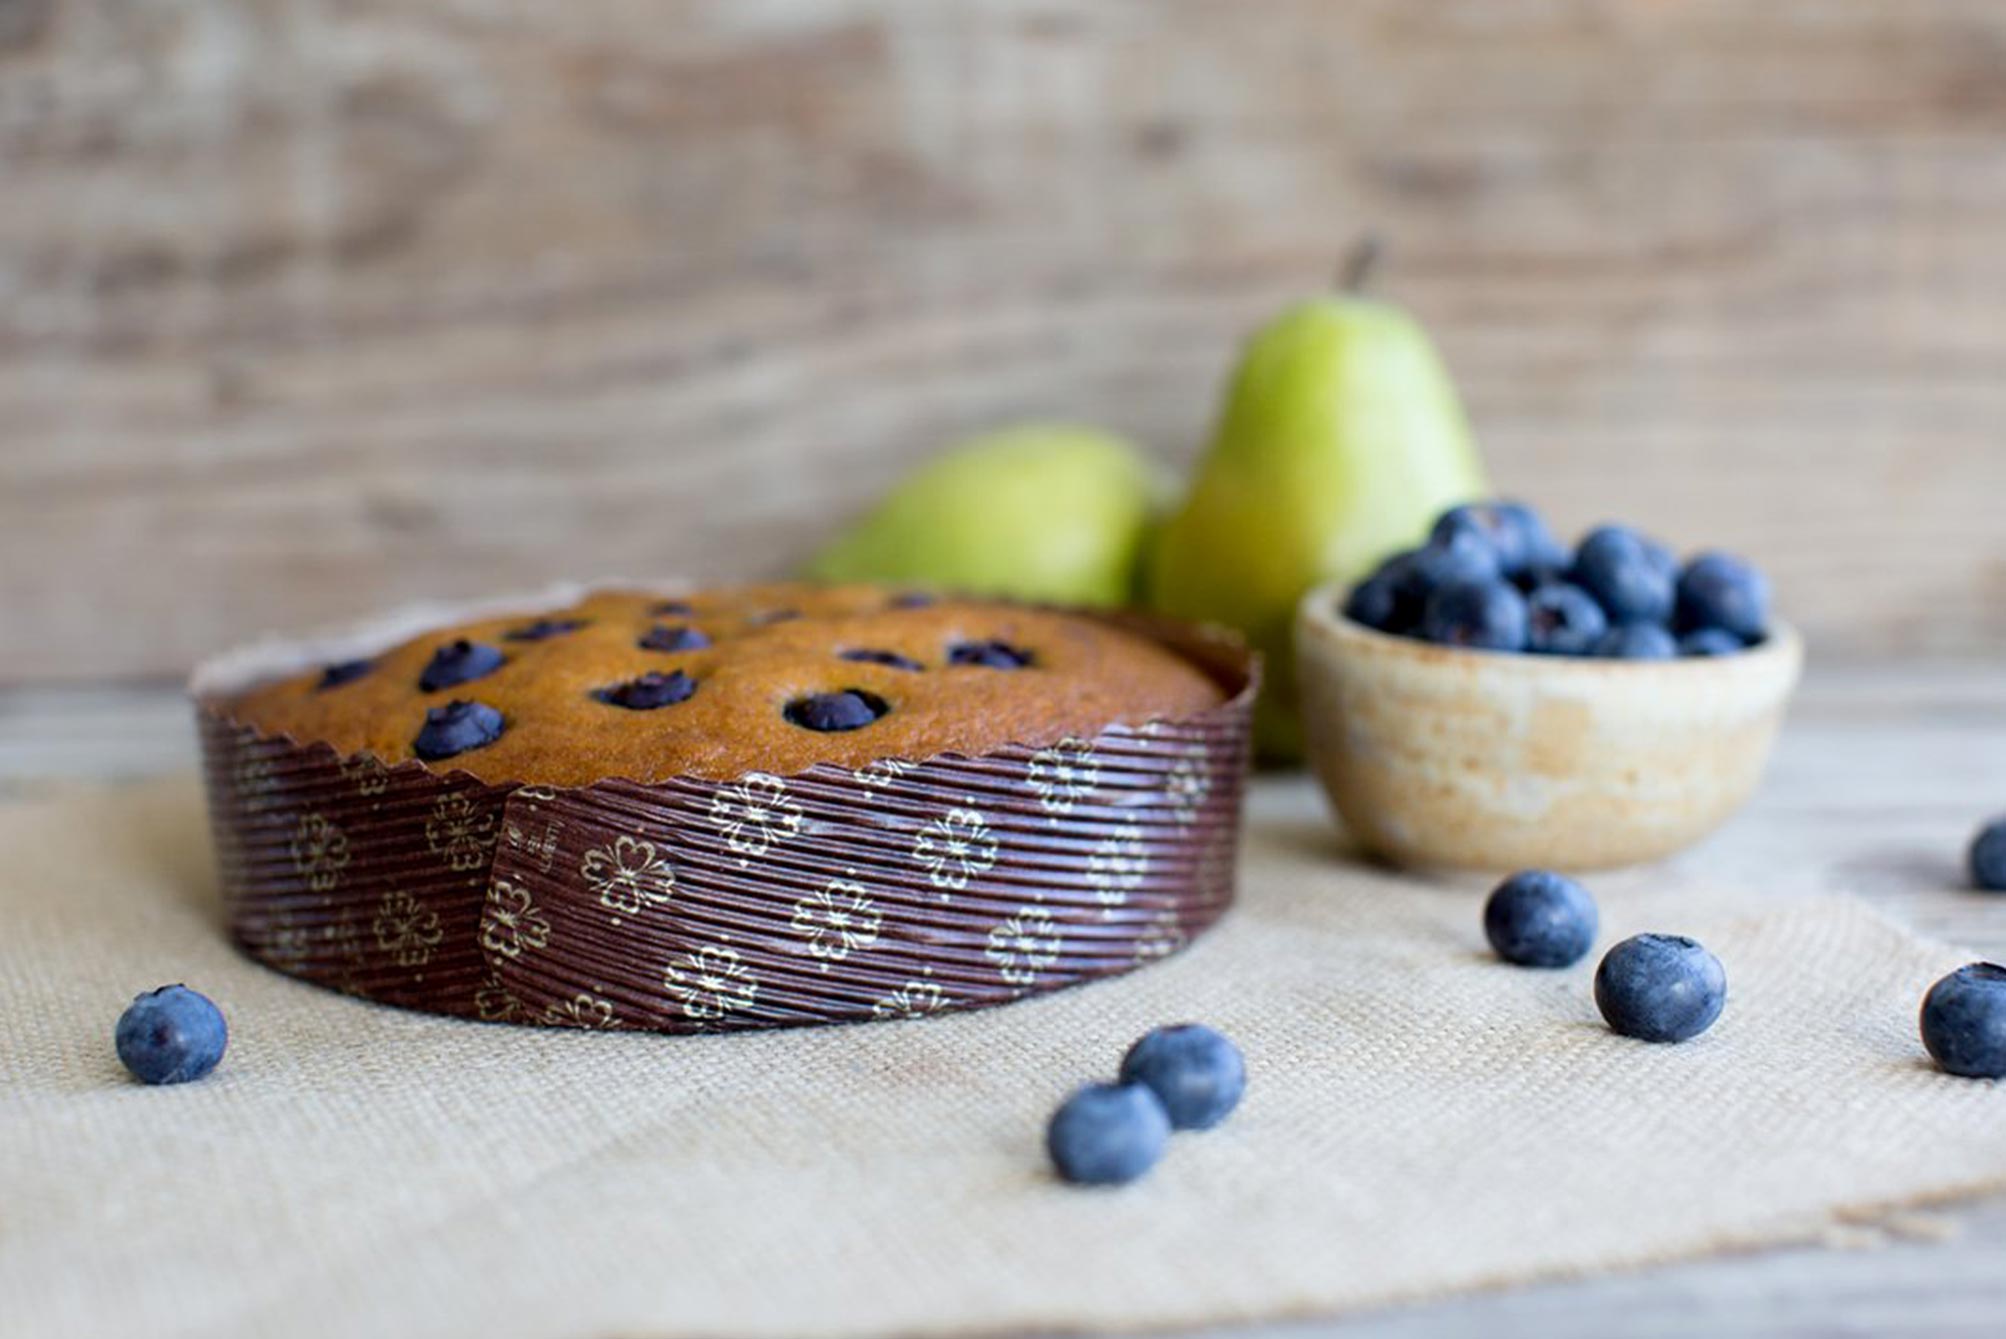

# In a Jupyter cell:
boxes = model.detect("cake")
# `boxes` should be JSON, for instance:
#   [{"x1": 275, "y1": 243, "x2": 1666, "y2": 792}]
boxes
[
  {"x1": 196, "y1": 583, "x2": 1257, "y2": 1034},
  {"x1": 220, "y1": 583, "x2": 1228, "y2": 786}
]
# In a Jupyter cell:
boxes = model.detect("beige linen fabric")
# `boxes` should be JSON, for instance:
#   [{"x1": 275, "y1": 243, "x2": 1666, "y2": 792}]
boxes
[{"x1": 3, "y1": 778, "x2": 2003, "y2": 1339}]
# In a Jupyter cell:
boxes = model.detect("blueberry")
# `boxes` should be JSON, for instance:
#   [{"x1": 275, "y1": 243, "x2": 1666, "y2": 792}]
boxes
[
  {"x1": 1433, "y1": 500, "x2": 1562, "y2": 577},
  {"x1": 1969, "y1": 818, "x2": 2006, "y2": 892},
  {"x1": 1406, "y1": 525, "x2": 1504, "y2": 595},
  {"x1": 1511, "y1": 560, "x2": 1569, "y2": 595},
  {"x1": 1524, "y1": 582, "x2": 1608, "y2": 656},
  {"x1": 1676, "y1": 551, "x2": 1771, "y2": 643},
  {"x1": 1342, "y1": 571, "x2": 1414, "y2": 634},
  {"x1": 1595, "y1": 622, "x2": 1678, "y2": 661},
  {"x1": 889, "y1": 591, "x2": 937, "y2": 609},
  {"x1": 1679, "y1": 628, "x2": 1744, "y2": 658},
  {"x1": 650, "y1": 599, "x2": 694, "y2": 617},
  {"x1": 640, "y1": 624, "x2": 711, "y2": 653},
  {"x1": 1642, "y1": 535, "x2": 1679, "y2": 585},
  {"x1": 1118, "y1": 1024, "x2": 1246, "y2": 1131},
  {"x1": 1595, "y1": 934, "x2": 1726, "y2": 1043},
  {"x1": 418, "y1": 639, "x2": 505, "y2": 693},
  {"x1": 784, "y1": 689, "x2": 889, "y2": 732},
  {"x1": 839, "y1": 648, "x2": 925, "y2": 672},
  {"x1": 947, "y1": 640, "x2": 1033, "y2": 669},
  {"x1": 413, "y1": 699, "x2": 505, "y2": 760},
  {"x1": 115, "y1": 985, "x2": 227, "y2": 1085},
  {"x1": 1484, "y1": 870, "x2": 1598, "y2": 968},
  {"x1": 1418, "y1": 579, "x2": 1528, "y2": 653},
  {"x1": 316, "y1": 659, "x2": 374, "y2": 691},
  {"x1": 1045, "y1": 1082, "x2": 1171, "y2": 1186},
  {"x1": 1572, "y1": 525, "x2": 1676, "y2": 626},
  {"x1": 504, "y1": 617, "x2": 588, "y2": 642},
  {"x1": 1920, "y1": 963, "x2": 2006, "y2": 1078},
  {"x1": 592, "y1": 670, "x2": 697, "y2": 710}
]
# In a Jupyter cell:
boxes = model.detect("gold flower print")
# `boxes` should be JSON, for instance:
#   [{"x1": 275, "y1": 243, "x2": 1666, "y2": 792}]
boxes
[
  {"x1": 871, "y1": 979, "x2": 949, "y2": 1020},
  {"x1": 475, "y1": 979, "x2": 528, "y2": 1022},
  {"x1": 791, "y1": 880, "x2": 882, "y2": 963},
  {"x1": 541, "y1": 992, "x2": 616, "y2": 1029},
  {"x1": 231, "y1": 753, "x2": 278, "y2": 812},
  {"x1": 1086, "y1": 821, "x2": 1148, "y2": 914},
  {"x1": 986, "y1": 905, "x2": 1063, "y2": 987},
  {"x1": 1027, "y1": 738, "x2": 1099, "y2": 817},
  {"x1": 854, "y1": 758, "x2": 917, "y2": 790},
  {"x1": 426, "y1": 792, "x2": 499, "y2": 872},
  {"x1": 580, "y1": 835, "x2": 676, "y2": 916},
  {"x1": 341, "y1": 753, "x2": 390, "y2": 797},
  {"x1": 1164, "y1": 754, "x2": 1211, "y2": 827},
  {"x1": 912, "y1": 807, "x2": 999, "y2": 892},
  {"x1": 707, "y1": 774, "x2": 803, "y2": 856},
  {"x1": 262, "y1": 917, "x2": 314, "y2": 972},
  {"x1": 1132, "y1": 910, "x2": 1188, "y2": 964},
  {"x1": 290, "y1": 813, "x2": 351, "y2": 892},
  {"x1": 373, "y1": 888, "x2": 443, "y2": 967},
  {"x1": 479, "y1": 879, "x2": 551, "y2": 960},
  {"x1": 663, "y1": 945, "x2": 759, "y2": 1021}
]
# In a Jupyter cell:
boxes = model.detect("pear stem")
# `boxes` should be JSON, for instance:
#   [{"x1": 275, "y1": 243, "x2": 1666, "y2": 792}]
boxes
[{"x1": 1339, "y1": 235, "x2": 1384, "y2": 294}]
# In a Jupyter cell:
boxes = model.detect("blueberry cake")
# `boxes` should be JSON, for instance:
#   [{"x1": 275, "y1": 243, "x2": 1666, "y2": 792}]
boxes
[
  {"x1": 219, "y1": 583, "x2": 1228, "y2": 784},
  {"x1": 197, "y1": 583, "x2": 1255, "y2": 1033}
]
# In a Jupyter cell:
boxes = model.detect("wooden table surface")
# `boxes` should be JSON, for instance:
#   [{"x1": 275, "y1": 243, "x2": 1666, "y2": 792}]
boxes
[{"x1": 8, "y1": 659, "x2": 2003, "y2": 1337}]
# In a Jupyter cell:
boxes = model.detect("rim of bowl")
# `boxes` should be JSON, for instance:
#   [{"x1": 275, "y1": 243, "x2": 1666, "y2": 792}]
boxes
[{"x1": 1298, "y1": 577, "x2": 1804, "y2": 678}]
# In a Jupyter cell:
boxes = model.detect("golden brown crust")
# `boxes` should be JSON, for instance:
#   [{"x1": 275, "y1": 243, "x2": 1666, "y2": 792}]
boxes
[{"x1": 213, "y1": 583, "x2": 1229, "y2": 786}]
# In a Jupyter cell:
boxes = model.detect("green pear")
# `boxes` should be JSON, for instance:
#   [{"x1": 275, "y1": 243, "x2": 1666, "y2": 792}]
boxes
[
  {"x1": 808, "y1": 424, "x2": 1158, "y2": 607},
  {"x1": 1147, "y1": 287, "x2": 1488, "y2": 760}
]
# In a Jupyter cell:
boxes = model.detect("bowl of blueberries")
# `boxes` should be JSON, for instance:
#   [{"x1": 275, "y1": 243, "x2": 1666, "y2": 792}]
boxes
[{"x1": 1295, "y1": 500, "x2": 1803, "y2": 870}]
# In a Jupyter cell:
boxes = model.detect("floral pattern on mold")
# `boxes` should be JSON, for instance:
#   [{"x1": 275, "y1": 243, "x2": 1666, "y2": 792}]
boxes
[{"x1": 580, "y1": 835, "x2": 677, "y2": 916}]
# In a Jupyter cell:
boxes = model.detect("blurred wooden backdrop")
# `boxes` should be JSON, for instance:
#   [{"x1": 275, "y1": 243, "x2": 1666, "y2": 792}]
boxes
[{"x1": 3, "y1": 0, "x2": 2004, "y2": 682}]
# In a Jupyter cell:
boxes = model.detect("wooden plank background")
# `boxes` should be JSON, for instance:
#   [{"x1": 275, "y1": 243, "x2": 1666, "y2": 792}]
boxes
[{"x1": 3, "y1": 0, "x2": 2005, "y2": 683}]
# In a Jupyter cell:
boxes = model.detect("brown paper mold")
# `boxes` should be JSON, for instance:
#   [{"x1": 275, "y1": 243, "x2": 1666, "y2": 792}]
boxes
[{"x1": 193, "y1": 587, "x2": 1258, "y2": 1033}]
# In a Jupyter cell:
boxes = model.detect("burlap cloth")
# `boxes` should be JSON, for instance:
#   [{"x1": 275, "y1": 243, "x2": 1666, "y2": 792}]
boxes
[{"x1": 4, "y1": 776, "x2": 2002, "y2": 1339}]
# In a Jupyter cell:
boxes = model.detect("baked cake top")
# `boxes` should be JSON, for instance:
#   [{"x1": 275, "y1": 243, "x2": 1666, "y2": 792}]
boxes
[{"x1": 213, "y1": 583, "x2": 1230, "y2": 786}]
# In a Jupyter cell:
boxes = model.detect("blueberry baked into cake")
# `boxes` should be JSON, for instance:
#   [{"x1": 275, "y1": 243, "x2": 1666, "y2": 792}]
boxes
[{"x1": 197, "y1": 583, "x2": 1256, "y2": 1033}]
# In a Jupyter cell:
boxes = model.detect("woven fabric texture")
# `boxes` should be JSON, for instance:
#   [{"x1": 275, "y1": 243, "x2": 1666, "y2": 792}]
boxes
[{"x1": 4, "y1": 778, "x2": 2001, "y2": 1339}]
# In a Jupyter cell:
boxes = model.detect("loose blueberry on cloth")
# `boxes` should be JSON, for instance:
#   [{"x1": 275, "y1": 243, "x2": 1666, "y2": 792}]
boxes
[
  {"x1": 1045, "y1": 1082, "x2": 1172, "y2": 1186},
  {"x1": 1484, "y1": 871, "x2": 1599, "y2": 968},
  {"x1": 115, "y1": 985, "x2": 227, "y2": 1085},
  {"x1": 1595, "y1": 934, "x2": 1727, "y2": 1043},
  {"x1": 1919, "y1": 963, "x2": 2006, "y2": 1078},
  {"x1": 1342, "y1": 500, "x2": 1771, "y2": 660},
  {"x1": 1968, "y1": 817, "x2": 2006, "y2": 892},
  {"x1": 1118, "y1": 1024, "x2": 1247, "y2": 1131}
]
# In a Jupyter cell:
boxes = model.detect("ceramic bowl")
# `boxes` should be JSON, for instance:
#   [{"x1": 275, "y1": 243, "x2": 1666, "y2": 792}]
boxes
[{"x1": 1295, "y1": 580, "x2": 1804, "y2": 871}]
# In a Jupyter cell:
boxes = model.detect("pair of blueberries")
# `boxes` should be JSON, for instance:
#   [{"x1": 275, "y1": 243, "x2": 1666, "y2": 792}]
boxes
[
  {"x1": 1484, "y1": 870, "x2": 1727, "y2": 1043},
  {"x1": 1046, "y1": 1024, "x2": 1246, "y2": 1186},
  {"x1": 1344, "y1": 500, "x2": 1771, "y2": 659},
  {"x1": 1929, "y1": 817, "x2": 2006, "y2": 1078},
  {"x1": 1487, "y1": 869, "x2": 2006, "y2": 1077}
]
